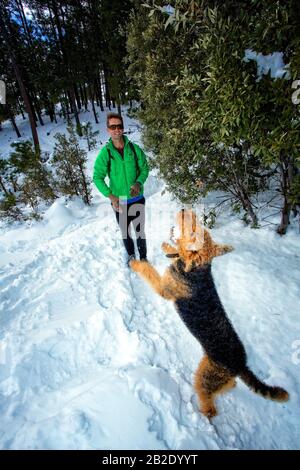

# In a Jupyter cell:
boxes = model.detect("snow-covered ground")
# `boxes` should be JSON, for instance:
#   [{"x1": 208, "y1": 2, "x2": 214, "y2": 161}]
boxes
[{"x1": 0, "y1": 107, "x2": 299, "y2": 450}]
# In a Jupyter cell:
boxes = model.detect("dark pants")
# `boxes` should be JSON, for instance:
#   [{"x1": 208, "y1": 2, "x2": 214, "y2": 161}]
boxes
[{"x1": 113, "y1": 197, "x2": 147, "y2": 259}]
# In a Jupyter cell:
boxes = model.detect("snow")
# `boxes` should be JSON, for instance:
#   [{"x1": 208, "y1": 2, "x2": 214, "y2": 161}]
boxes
[
  {"x1": 161, "y1": 5, "x2": 175, "y2": 16},
  {"x1": 23, "y1": 5, "x2": 33, "y2": 21},
  {"x1": 0, "y1": 80, "x2": 5, "y2": 106},
  {"x1": 0, "y1": 106, "x2": 300, "y2": 450},
  {"x1": 244, "y1": 49, "x2": 290, "y2": 80}
]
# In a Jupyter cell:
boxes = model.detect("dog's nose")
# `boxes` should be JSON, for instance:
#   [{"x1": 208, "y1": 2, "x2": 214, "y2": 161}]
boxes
[{"x1": 181, "y1": 208, "x2": 185, "y2": 214}]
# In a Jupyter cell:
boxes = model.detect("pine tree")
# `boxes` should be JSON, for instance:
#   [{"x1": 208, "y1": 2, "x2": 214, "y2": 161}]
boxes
[
  {"x1": 0, "y1": 191, "x2": 23, "y2": 222},
  {"x1": 52, "y1": 124, "x2": 92, "y2": 205},
  {"x1": 0, "y1": 142, "x2": 55, "y2": 221},
  {"x1": 9, "y1": 140, "x2": 56, "y2": 212},
  {"x1": 81, "y1": 121, "x2": 99, "y2": 151}
]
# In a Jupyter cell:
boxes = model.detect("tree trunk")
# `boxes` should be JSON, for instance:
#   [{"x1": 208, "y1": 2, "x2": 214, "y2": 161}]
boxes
[
  {"x1": 24, "y1": 90, "x2": 36, "y2": 124},
  {"x1": 41, "y1": 92, "x2": 53, "y2": 121},
  {"x1": 13, "y1": 86, "x2": 26, "y2": 119},
  {"x1": 103, "y1": 68, "x2": 111, "y2": 109},
  {"x1": 74, "y1": 84, "x2": 81, "y2": 110},
  {"x1": 20, "y1": 105, "x2": 26, "y2": 120},
  {"x1": 242, "y1": 193, "x2": 258, "y2": 227},
  {"x1": 53, "y1": 104, "x2": 57, "y2": 123},
  {"x1": 0, "y1": 11, "x2": 40, "y2": 152},
  {"x1": 64, "y1": 91, "x2": 71, "y2": 122},
  {"x1": 277, "y1": 199, "x2": 291, "y2": 235},
  {"x1": 60, "y1": 97, "x2": 67, "y2": 119},
  {"x1": 10, "y1": 116, "x2": 21, "y2": 138},
  {"x1": 79, "y1": 162, "x2": 91, "y2": 205},
  {"x1": 83, "y1": 84, "x2": 88, "y2": 110},
  {"x1": 97, "y1": 75, "x2": 104, "y2": 111},
  {"x1": 69, "y1": 87, "x2": 82, "y2": 136},
  {"x1": 67, "y1": 90, "x2": 74, "y2": 113},
  {"x1": 79, "y1": 83, "x2": 86, "y2": 110},
  {"x1": 117, "y1": 96, "x2": 121, "y2": 115},
  {"x1": 48, "y1": 104, "x2": 54, "y2": 122},
  {"x1": 10, "y1": 176, "x2": 19, "y2": 192},
  {"x1": 7, "y1": 104, "x2": 21, "y2": 137},
  {"x1": 90, "y1": 85, "x2": 99, "y2": 124},
  {"x1": 0, "y1": 176, "x2": 9, "y2": 196},
  {"x1": 277, "y1": 154, "x2": 293, "y2": 235},
  {"x1": 31, "y1": 93, "x2": 44, "y2": 126}
]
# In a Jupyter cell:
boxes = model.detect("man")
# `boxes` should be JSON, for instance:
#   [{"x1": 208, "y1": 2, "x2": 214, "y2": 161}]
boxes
[{"x1": 93, "y1": 112, "x2": 149, "y2": 265}]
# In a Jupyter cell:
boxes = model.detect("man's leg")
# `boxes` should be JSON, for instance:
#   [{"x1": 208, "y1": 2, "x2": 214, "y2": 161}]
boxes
[
  {"x1": 113, "y1": 205, "x2": 135, "y2": 257},
  {"x1": 129, "y1": 198, "x2": 147, "y2": 260}
]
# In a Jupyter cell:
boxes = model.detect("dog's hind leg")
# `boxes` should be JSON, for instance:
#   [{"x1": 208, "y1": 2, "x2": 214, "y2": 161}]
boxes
[
  {"x1": 217, "y1": 377, "x2": 237, "y2": 394},
  {"x1": 194, "y1": 356, "x2": 217, "y2": 418},
  {"x1": 194, "y1": 356, "x2": 234, "y2": 419}
]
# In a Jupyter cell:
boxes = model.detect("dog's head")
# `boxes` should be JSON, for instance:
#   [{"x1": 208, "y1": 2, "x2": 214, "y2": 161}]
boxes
[{"x1": 168, "y1": 209, "x2": 233, "y2": 272}]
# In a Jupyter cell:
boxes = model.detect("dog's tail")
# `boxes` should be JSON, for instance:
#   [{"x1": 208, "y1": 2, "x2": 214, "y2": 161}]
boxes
[{"x1": 239, "y1": 367, "x2": 289, "y2": 402}]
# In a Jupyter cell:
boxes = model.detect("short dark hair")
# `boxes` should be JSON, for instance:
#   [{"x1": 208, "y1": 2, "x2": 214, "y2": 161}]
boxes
[{"x1": 107, "y1": 112, "x2": 123, "y2": 128}]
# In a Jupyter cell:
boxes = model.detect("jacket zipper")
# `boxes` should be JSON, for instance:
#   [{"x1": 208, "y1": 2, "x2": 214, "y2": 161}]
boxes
[{"x1": 112, "y1": 140, "x2": 129, "y2": 198}]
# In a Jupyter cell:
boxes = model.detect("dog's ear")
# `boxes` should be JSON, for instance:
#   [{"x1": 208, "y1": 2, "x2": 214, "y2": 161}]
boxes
[{"x1": 213, "y1": 244, "x2": 234, "y2": 257}]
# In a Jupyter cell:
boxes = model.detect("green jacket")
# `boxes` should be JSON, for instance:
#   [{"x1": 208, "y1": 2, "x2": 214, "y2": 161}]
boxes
[{"x1": 93, "y1": 136, "x2": 149, "y2": 200}]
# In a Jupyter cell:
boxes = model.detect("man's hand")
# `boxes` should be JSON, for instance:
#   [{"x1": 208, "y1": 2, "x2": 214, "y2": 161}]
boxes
[
  {"x1": 109, "y1": 194, "x2": 122, "y2": 213},
  {"x1": 130, "y1": 182, "x2": 141, "y2": 197}
]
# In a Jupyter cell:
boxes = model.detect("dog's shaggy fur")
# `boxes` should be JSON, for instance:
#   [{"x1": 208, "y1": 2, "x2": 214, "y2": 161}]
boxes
[{"x1": 130, "y1": 209, "x2": 289, "y2": 418}]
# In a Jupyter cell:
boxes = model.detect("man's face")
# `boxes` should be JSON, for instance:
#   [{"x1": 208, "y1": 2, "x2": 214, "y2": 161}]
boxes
[{"x1": 107, "y1": 118, "x2": 124, "y2": 142}]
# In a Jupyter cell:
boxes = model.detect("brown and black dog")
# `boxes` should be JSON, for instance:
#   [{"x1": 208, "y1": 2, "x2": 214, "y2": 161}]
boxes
[{"x1": 130, "y1": 209, "x2": 289, "y2": 418}]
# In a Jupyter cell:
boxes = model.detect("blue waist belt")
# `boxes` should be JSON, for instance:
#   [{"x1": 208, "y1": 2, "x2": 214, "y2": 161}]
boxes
[{"x1": 120, "y1": 195, "x2": 144, "y2": 205}]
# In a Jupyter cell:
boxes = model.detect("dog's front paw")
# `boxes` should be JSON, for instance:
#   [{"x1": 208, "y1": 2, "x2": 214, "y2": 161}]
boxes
[
  {"x1": 129, "y1": 259, "x2": 142, "y2": 271},
  {"x1": 224, "y1": 245, "x2": 234, "y2": 253}
]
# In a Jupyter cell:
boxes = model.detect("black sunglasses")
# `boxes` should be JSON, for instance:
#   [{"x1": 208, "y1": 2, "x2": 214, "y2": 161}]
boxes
[{"x1": 108, "y1": 124, "x2": 124, "y2": 130}]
